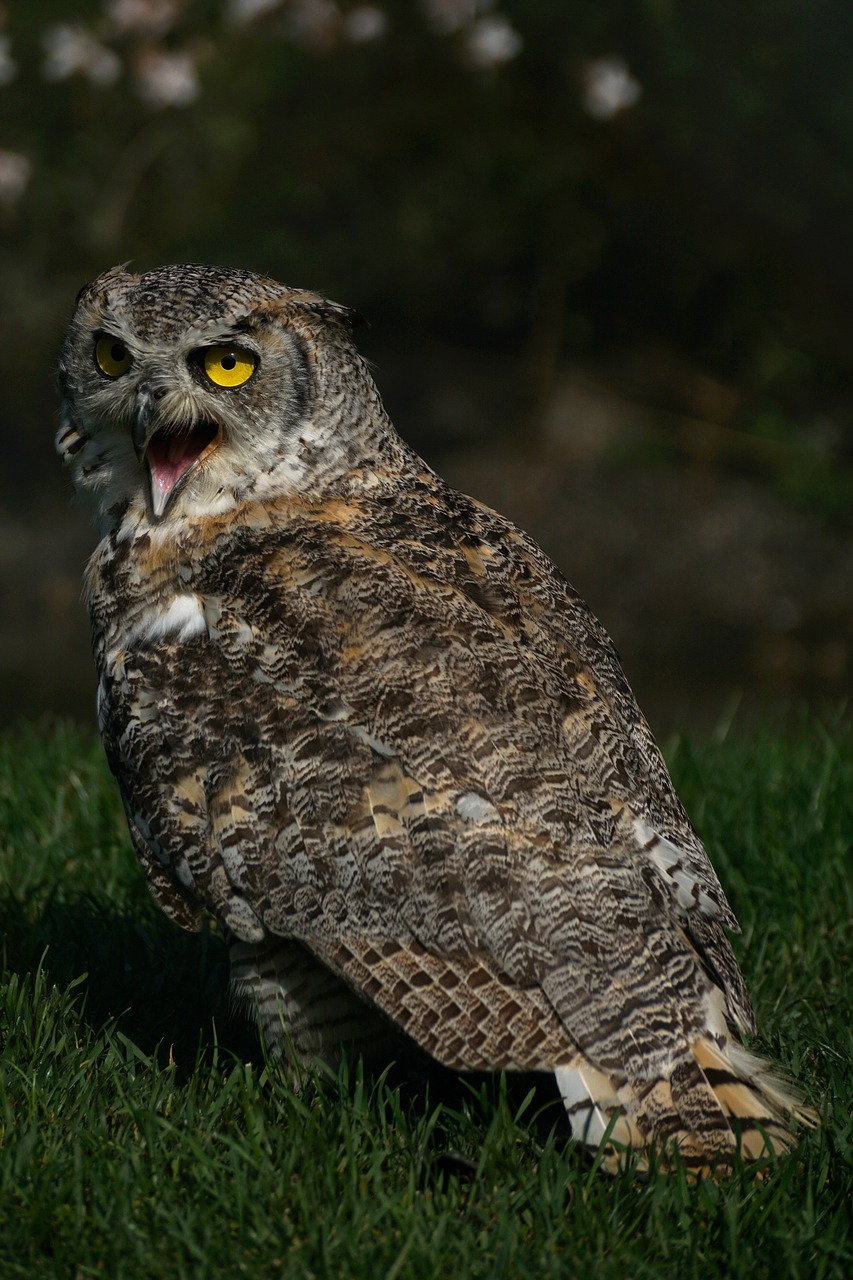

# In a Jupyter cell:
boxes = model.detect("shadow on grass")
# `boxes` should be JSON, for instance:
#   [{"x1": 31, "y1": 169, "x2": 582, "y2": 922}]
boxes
[
  {"x1": 0, "y1": 884, "x2": 571, "y2": 1174},
  {"x1": 0, "y1": 889, "x2": 258, "y2": 1071}
]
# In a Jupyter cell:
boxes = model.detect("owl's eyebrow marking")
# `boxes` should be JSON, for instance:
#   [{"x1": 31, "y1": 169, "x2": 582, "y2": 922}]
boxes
[
  {"x1": 92, "y1": 321, "x2": 133, "y2": 351},
  {"x1": 195, "y1": 326, "x2": 257, "y2": 348},
  {"x1": 228, "y1": 317, "x2": 260, "y2": 336}
]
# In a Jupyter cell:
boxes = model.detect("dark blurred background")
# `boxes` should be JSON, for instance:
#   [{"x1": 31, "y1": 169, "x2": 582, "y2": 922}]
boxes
[{"x1": 2, "y1": 0, "x2": 852, "y2": 735}]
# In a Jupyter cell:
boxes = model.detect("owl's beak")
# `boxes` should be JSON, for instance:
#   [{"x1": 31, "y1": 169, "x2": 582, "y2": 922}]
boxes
[
  {"x1": 130, "y1": 384, "x2": 160, "y2": 459},
  {"x1": 131, "y1": 386, "x2": 219, "y2": 519}
]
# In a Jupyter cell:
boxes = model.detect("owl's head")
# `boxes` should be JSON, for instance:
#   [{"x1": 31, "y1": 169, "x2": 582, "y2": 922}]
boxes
[{"x1": 57, "y1": 263, "x2": 386, "y2": 535}]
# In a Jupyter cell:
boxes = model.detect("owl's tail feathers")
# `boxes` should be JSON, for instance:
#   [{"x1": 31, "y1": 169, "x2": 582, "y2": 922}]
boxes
[
  {"x1": 554, "y1": 1038, "x2": 817, "y2": 1178},
  {"x1": 689, "y1": 1038, "x2": 818, "y2": 1160}
]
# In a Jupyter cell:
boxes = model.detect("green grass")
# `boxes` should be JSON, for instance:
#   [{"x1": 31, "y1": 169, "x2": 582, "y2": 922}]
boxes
[{"x1": 0, "y1": 714, "x2": 851, "y2": 1279}]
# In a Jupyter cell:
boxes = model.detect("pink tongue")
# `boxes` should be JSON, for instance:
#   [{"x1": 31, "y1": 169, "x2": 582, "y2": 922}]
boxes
[{"x1": 146, "y1": 431, "x2": 208, "y2": 507}]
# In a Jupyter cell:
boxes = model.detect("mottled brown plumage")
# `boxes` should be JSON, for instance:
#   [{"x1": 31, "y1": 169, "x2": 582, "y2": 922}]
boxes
[{"x1": 57, "y1": 263, "x2": 814, "y2": 1175}]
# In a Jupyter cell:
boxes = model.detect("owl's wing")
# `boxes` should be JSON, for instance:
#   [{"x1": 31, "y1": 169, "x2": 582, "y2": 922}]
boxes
[{"x1": 97, "y1": 479, "x2": 753, "y2": 1079}]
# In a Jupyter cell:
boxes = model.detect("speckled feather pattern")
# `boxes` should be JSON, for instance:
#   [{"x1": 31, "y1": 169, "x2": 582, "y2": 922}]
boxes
[{"x1": 58, "y1": 264, "x2": 813, "y2": 1175}]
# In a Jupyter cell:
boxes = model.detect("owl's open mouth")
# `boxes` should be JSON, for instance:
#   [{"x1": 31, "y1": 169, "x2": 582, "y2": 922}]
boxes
[{"x1": 145, "y1": 420, "x2": 220, "y2": 517}]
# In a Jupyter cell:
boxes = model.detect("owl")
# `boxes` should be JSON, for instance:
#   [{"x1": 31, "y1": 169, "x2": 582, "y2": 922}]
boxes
[{"x1": 56, "y1": 263, "x2": 813, "y2": 1176}]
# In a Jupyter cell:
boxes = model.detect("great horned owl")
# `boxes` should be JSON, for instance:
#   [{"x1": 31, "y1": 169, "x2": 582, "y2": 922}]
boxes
[{"x1": 57, "y1": 263, "x2": 813, "y2": 1175}]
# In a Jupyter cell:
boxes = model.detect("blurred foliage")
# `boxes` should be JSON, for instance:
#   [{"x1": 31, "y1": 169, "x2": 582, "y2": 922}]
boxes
[{"x1": 2, "y1": 0, "x2": 853, "y2": 490}]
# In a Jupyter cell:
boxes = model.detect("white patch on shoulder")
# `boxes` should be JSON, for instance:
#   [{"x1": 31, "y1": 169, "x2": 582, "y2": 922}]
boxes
[
  {"x1": 634, "y1": 817, "x2": 721, "y2": 917},
  {"x1": 456, "y1": 792, "x2": 499, "y2": 824},
  {"x1": 174, "y1": 856, "x2": 195, "y2": 890},
  {"x1": 349, "y1": 723, "x2": 395, "y2": 758},
  {"x1": 126, "y1": 594, "x2": 208, "y2": 648},
  {"x1": 231, "y1": 618, "x2": 255, "y2": 645},
  {"x1": 318, "y1": 698, "x2": 354, "y2": 722},
  {"x1": 96, "y1": 674, "x2": 109, "y2": 733}
]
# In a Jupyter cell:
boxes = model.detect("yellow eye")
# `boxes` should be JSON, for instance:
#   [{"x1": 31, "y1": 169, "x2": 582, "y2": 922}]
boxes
[
  {"x1": 95, "y1": 334, "x2": 132, "y2": 378},
  {"x1": 202, "y1": 345, "x2": 257, "y2": 388}
]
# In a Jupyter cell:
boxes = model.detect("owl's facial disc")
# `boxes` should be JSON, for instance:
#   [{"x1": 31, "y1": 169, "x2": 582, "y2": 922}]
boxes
[{"x1": 143, "y1": 420, "x2": 221, "y2": 518}]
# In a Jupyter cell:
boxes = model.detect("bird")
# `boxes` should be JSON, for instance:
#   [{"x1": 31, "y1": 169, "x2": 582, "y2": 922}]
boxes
[{"x1": 56, "y1": 262, "x2": 814, "y2": 1176}]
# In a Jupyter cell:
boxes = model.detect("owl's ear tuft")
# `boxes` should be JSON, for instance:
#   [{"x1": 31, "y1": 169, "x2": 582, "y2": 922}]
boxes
[
  {"x1": 310, "y1": 297, "x2": 368, "y2": 330},
  {"x1": 252, "y1": 291, "x2": 367, "y2": 334},
  {"x1": 73, "y1": 262, "x2": 136, "y2": 311}
]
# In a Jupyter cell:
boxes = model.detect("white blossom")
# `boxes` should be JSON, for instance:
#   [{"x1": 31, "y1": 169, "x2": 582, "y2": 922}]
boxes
[
  {"x1": 343, "y1": 5, "x2": 388, "y2": 43},
  {"x1": 134, "y1": 47, "x2": 200, "y2": 107},
  {"x1": 0, "y1": 149, "x2": 32, "y2": 206},
  {"x1": 226, "y1": 0, "x2": 284, "y2": 24},
  {"x1": 42, "y1": 25, "x2": 122, "y2": 88},
  {"x1": 581, "y1": 57, "x2": 642, "y2": 121},
  {"x1": 464, "y1": 14, "x2": 521, "y2": 67},
  {"x1": 421, "y1": 0, "x2": 485, "y2": 36},
  {"x1": 286, "y1": 0, "x2": 341, "y2": 50},
  {"x1": 105, "y1": 0, "x2": 179, "y2": 37}
]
